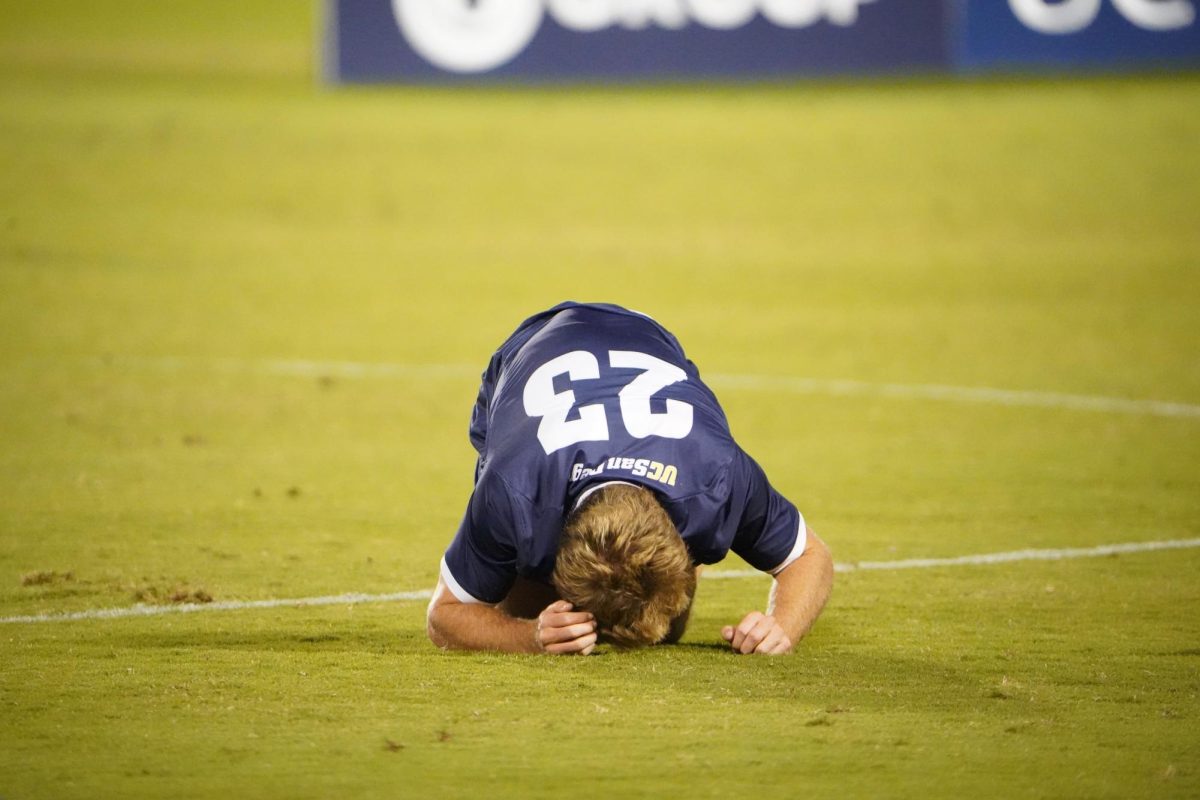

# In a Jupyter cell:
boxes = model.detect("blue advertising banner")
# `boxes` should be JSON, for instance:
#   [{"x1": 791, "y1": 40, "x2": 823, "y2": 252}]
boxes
[
  {"x1": 959, "y1": 0, "x2": 1200, "y2": 70},
  {"x1": 324, "y1": 0, "x2": 950, "y2": 83},
  {"x1": 322, "y1": 0, "x2": 1200, "y2": 83}
]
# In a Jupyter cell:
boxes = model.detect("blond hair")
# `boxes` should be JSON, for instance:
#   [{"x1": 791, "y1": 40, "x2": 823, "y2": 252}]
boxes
[{"x1": 553, "y1": 484, "x2": 695, "y2": 648}]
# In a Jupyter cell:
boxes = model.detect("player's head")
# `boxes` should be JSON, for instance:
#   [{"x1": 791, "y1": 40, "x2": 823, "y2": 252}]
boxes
[{"x1": 553, "y1": 483, "x2": 695, "y2": 648}]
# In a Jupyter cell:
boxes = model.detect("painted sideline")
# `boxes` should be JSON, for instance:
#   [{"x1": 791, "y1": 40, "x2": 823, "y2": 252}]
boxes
[
  {"x1": 80, "y1": 356, "x2": 1200, "y2": 420},
  {"x1": 0, "y1": 591, "x2": 433, "y2": 626},
  {"x1": 705, "y1": 373, "x2": 1200, "y2": 420},
  {"x1": 4, "y1": 538, "x2": 1198, "y2": 626},
  {"x1": 704, "y1": 537, "x2": 1200, "y2": 579}
]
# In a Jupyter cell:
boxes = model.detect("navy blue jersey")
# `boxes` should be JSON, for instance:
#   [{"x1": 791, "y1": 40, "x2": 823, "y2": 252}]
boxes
[{"x1": 441, "y1": 302, "x2": 806, "y2": 604}]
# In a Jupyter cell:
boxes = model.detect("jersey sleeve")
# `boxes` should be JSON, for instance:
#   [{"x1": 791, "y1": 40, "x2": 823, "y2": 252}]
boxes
[
  {"x1": 441, "y1": 473, "x2": 521, "y2": 604},
  {"x1": 467, "y1": 347, "x2": 505, "y2": 458},
  {"x1": 729, "y1": 449, "x2": 807, "y2": 574}
]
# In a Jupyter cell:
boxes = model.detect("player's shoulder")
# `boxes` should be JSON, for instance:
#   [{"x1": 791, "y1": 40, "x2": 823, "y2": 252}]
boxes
[
  {"x1": 519, "y1": 302, "x2": 687, "y2": 362},
  {"x1": 466, "y1": 464, "x2": 539, "y2": 549},
  {"x1": 475, "y1": 461, "x2": 523, "y2": 499},
  {"x1": 522, "y1": 301, "x2": 676, "y2": 339}
]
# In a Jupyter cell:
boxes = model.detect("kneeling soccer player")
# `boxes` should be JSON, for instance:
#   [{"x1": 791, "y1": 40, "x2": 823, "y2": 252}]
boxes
[{"x1": 426, "y1": 302, "x2": 833, "y2": 656}]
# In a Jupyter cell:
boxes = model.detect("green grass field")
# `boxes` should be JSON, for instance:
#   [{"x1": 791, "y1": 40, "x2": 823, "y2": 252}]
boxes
[{"x1": 2, "y1": 2, "x2": 1199, "y2": 797}]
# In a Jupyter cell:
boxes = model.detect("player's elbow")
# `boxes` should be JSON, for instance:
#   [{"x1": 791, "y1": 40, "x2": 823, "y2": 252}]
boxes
[
  {"x1": 805, "y1": 529, "x2": 835, "y2": 596},
  {"x1": 425, "y1": 599, "x2": 452, "y2": 650},
  {"x1": 813, "y1": 531, "x2": 833, "y2": 568},
  {"x1": 818, "y1": 546, "x2": 835, "y2": 604}
]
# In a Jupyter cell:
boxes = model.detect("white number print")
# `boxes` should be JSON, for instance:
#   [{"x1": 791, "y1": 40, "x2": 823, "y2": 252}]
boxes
[
  {"x1": 523, "y1": 351, "x2": 610, "y2": 454},
  {"x1": 608, "y1": 350, "x2": 694, "y2": 440},
  {"x1": 523, "y1": 350, "x2": 694, "y2": 454}
]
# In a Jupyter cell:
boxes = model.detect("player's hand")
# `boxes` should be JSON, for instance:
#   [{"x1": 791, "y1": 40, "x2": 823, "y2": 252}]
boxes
[
  {"x1": 722, "y1": 611, "x2": 793, "y2": 655},
  {"x1": 535, "y1": 600, "x2": 597, "y2": 655}
]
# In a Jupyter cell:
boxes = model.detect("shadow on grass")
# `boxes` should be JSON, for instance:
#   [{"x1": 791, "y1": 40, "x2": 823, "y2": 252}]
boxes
[
  {"x1": 24, "y1": 605, "x2": 996, "y2": 709},
  {"x1": 667, "y1": 641, "x2": 734, "y2": 653},
  {"x1": 23, "y1": 618, "x2": 998, "y2": 713}
]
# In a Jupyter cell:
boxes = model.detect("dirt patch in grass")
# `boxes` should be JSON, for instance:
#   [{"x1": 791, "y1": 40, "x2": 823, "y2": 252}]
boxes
[
  {"x1": 132, "y1": 584, "x2": 214, "y2": 604},
  {"x1": 21, "y1": 570, "x2": 75, "y2": 587}
]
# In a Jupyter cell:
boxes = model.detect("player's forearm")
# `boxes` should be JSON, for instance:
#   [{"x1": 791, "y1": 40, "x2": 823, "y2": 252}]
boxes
[
  {"x1": 768, "y1": 530, "x2": 833, "y2": 643},
  {"x1": 427, "y1": 601, "x2": 539, "y2": 654}
]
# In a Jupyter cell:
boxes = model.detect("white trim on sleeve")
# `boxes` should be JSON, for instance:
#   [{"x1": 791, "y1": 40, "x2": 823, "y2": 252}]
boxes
[
  {"x1": 439, "y1": 556, "x2": 489, "y2": 605},
  {"x1": 767, "y1": 513, "x2": 808, "y2": 576}
]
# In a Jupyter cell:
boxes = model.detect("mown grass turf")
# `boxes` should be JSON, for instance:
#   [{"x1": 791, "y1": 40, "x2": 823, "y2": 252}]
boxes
[
  {"x1": 1, "y1": 1, "x2": 1198, "y2": 798},
  {"x1": 4, "y1": 555, "x2": 1198, "y2": 799}
]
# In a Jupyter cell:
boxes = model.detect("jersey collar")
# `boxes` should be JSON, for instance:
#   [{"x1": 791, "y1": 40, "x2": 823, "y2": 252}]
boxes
[{"x1": 572, "y1": 480, "x2": 640, "y2": 512}]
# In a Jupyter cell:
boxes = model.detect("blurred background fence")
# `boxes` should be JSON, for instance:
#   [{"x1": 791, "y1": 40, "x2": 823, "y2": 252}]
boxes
[{"x1": 326, "y1": 0, "x2": 1199, "y2": 83}]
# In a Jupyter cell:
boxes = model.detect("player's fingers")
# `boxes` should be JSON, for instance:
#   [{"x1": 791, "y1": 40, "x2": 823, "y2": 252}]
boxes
[
  {"x1": 544, "y1": 631, "x2": 597, "y2": 655},
  {"x1": 753, "y1": 627, "x2": 786, "y2": 655},
  {"x1": 738, "y1": 616, "x2": 775, "y2": 654},
  {"x1": 541, "y1": 620, "x2": 596, "y2": 644},
  {"x1": 544, "y1": 600, "x2": 574, "y2": 614},
  {"x1": 579, "y1": 641, "x2": 596, "y2": 656},
  {"x1": 543, "y1": 610, "x2": 594, "y2": 628},
  {"x1": 750, "y1": 628, "x2": 779, "y2": 655},
  {"x1": 767, "y1": 635, "x2": 795, "y2": 655},
  {"x1": 729, "y1": 614, "x2": 768, "y2": 638},
  {"x1": 730, "y1": 612, "x2": 763, "y2": 651},
  {"x1": 721, "y1": 625, "x2": 734, "y2": 642},
  {"x1": 732, "y1": 613, "x2": 766, "y2": 653}
]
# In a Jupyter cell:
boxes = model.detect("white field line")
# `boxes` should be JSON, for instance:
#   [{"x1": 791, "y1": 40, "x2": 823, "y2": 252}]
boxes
[
  {"x1": 703, "y1": 537, "x2": 1200, "y2": 579},
  {"x1": 4, "y1": 538, "x2": 1199, "y2": 626},
  {"x1": 704, "y1": 373, "x2": 1200, "y2": 419},
  {"x1": 79, "y1": 356, "x2": 1200, "y2": 420},
  {"x1": 91, "y1": 356, "x2": 480, "y2": 382},
  {"x1": 0, "y1": 591, "x2": 433, "y2": 626}
]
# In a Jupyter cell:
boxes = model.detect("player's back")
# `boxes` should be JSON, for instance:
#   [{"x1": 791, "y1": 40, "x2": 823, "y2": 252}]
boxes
[
  {"x1": 445, "y1": 302, "x2": 806, "y2": 600},
  {"x1": 479, "y1": 302, "x2": 735, "y2": 503}
]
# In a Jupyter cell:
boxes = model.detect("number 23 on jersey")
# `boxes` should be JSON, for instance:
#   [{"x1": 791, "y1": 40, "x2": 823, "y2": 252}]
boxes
[{"x1": 522, "y1": 350, "x2": 694, "y2": 454}]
